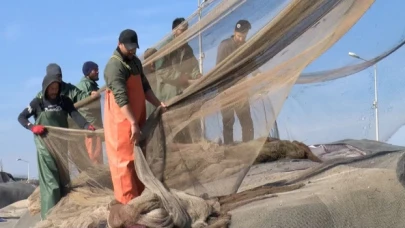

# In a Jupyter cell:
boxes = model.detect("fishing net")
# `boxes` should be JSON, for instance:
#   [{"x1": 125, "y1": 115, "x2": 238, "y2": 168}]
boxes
[
  {"x1": 232, "y1": 140, "x2": 405, "y2": 228},
  {"x1": 24, "y1": 0, "x2": 405, "y2": 227}
]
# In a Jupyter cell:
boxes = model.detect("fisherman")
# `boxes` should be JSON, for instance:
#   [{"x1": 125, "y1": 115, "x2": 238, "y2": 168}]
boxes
[
  {"x1": 75, "y1": 61, "x2": 104, "y2": 164},
  {"x1": 154, "y1": 17, "x2": 202, "y2": 142},
  {"x1": 104, "y1": 29, "x2": 166, "y2": 204},
  {"x1": 36, "y1": 64, "x2": 99, "y2": 172},
  {"x1": 155, "y1": 18, "x2": 201, "y2": 102},
  {"x1": 37, "y1": 63, "x2": 99, "y2": 102},
  {"x1": 17, "y1": 72, "x2": 96, "y2": 219},
  {"x1": 216, "y1": 20, "x2": 254, "y2": 144}
]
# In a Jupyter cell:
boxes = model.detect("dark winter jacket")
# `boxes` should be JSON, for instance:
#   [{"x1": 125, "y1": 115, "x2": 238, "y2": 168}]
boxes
[{"x1": 18, "y1": 73, "x2": 90, "y2": 130}]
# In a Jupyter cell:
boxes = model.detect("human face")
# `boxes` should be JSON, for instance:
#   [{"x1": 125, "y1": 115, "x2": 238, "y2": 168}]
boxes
[
  {"x1": 233, "y1": 31, "x2": 248, "y2": 46},
  {"x1": 47, "y1": 82, "x2": 59, "y2": 100},
  {"x1": 148, "y1": 62, "x2": 155, "y2": 72},
  {"x1": 118, "y1": 43, "x2": 136, "y2": 59},
  {"x1": 173, "y1": 25, "x2": 188, "y2": 37},
  {"x1": 89, "y1": 68, "x2": 99, "y2": 81}
]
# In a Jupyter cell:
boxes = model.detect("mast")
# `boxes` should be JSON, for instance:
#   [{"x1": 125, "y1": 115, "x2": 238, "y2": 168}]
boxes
[{"x1": 198, "y1": 0, "x2": 206, "y2": 138}]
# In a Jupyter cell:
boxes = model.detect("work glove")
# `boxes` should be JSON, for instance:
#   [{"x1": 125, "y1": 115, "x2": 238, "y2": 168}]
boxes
[
  {"x1": 31, "y1": 125, "x2": 46, "y2": 135},
  {"x1": 87, "y1": 124, "x2": 96, "y2": 131}
]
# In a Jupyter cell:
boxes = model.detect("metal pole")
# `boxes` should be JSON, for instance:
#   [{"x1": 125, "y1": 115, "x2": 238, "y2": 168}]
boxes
[
  {"x1": 198, "y1": 0, "x2": 204, "y2": 75},
  {"x1": 373, "y1": 63, "x2": 379, "y2": 141},
  {"x1": 198, "y1": 0, "x2": 206, "y2": 139},
  {"x1": 17, "y1": 158, "x2": 30, "y2": 182},
  {"x1": 348, "y1": 52, "x2": 379, "y2": 141},
  {"x1": 27, "y1": 163, "x2": 30, "y2": 182}
]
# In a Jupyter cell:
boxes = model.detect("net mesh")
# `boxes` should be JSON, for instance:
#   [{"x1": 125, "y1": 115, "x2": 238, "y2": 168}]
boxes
[{"x1": 24, "y1": 0, "x2": 405, "y2": 227}]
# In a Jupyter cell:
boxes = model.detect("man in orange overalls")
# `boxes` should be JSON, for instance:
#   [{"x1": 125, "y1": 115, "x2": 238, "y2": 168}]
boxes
[{"x1": 104, "y1": 29, "x2": 166, "y2": 204}]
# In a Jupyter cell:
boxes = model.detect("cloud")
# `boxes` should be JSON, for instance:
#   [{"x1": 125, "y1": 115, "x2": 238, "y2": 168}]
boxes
[{"x1": 3, "y1": 23, "x2": 22, "y2": 40}]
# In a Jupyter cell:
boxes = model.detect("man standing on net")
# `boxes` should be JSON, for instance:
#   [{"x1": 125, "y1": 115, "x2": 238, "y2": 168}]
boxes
[
  {"x1": 75, "y1": 61, "x2": 104, "y2": 164},
  {"x1": 104, "y1": 29, "x2": 166, "y2": 204},
  {"x1": 154, "y1": 17, "x2": 203, "y2": 143},
  {"x1": 17, "y1": 72, "x2": 96, "y2": 219},
  {"x1": 154, "y1": 18, "x2": 201, "y2": 103},
  {"x1": 216, "y1": 20, "x2": 255, "y2": 144},
  {"x1": 37, "y1": 64, "x2": 100, "y2": 172}
]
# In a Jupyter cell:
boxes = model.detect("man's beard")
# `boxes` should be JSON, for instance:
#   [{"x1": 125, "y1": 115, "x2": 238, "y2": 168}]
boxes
[
  {"x1": 127, "y1": 53, "x2": 135, "y2": 59},
  {"x1": 90, "y1": 75, "x2": 99, "y2": 81},
  {"x1": 48, "y1": 94, "x2": 58, "y2": 100}
]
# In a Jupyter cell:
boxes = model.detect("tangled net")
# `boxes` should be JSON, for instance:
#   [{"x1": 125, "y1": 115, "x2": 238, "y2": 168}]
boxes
[{"x1": 27, "y1": 138, "x2": 313, "y2": 227}]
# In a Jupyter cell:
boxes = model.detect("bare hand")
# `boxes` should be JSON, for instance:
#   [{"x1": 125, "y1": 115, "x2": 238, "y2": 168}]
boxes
[
  {"x1": 160, "y1": 102, "x2": 168, "y2": 113},
  {"x1": 180, "y1": 74, "x2": 190, "y2": 87},
  {"x1": 130, "y1": 123, "x2": 141, "y2": 145},
  {"x1": 91, "y1": 91, "x2": 100, "y2": 98}
]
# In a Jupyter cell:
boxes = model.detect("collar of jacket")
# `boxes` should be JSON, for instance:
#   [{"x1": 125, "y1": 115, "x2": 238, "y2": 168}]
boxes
[
  {"x1": 83, "y1": 76, "x2": 98, "y2": 86},
  {"x1": 115, "y1": 46, "x2": 131, "y2": 62}
]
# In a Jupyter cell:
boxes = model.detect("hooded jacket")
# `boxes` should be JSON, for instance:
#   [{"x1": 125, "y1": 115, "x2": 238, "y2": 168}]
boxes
[
  {"x1": 36, "y1": 64, "x2": 91, "y2": 103},
  {"x1": 46, "y1": 63, "x2": 62, "y2": 78},
  {"x1": 41, "y1": 73, "x2": 61, "y2": 101},
  {"x1": 18, "y1": 72, "x2": 90, "y2": 130}
]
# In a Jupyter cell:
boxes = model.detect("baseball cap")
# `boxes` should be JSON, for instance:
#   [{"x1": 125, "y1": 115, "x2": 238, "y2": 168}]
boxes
[
  {"x1": 119, "y1": 29, "x2": 139, "y2": 50},
  {"x1": 235, "y1": 20, "x2": 251, "y2": 33}
]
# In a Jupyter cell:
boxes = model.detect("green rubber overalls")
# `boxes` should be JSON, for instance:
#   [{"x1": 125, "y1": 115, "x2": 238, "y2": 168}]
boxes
[{"x1": 34, "y1": 101, "x2": 70, "y2": 219}]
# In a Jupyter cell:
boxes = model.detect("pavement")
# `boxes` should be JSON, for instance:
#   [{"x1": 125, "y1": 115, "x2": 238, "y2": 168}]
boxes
[{"x1": 0, "y1": 200, "x2": 40, "y2": 228}]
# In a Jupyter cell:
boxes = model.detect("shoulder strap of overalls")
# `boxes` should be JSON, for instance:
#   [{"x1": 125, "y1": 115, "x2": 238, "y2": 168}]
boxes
[{"x1": 110, "y1": 54, "x2": 131, "y2": 70}]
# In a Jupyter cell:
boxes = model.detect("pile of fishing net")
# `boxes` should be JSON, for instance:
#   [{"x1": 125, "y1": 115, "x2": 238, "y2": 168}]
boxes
[
  {"x1": 27, "y1": 137, "x2": 314, "y2": 227},
  {"x1": 22, "y1": 0, "x2": 405, "y2": 227},
  {"x1": 233, "y1": 140, "x2": 405, "y2": 228},
  {"x1": 27, "y1": 139, "x2": 405, "y2": 227}
]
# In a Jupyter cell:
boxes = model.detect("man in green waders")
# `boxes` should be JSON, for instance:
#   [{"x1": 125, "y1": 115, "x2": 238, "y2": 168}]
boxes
[
  {"x1": 18, "y1": 72, "x2": 96, "y2": 219},
  {"x1": 36, "y1": 63, "x2": 100, "y2": 171}
]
